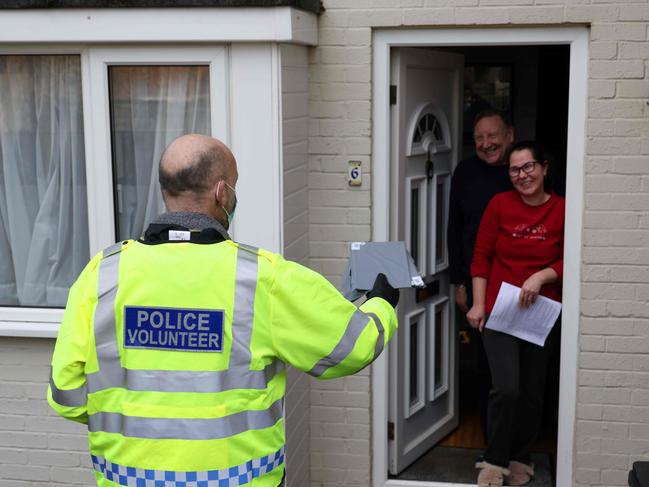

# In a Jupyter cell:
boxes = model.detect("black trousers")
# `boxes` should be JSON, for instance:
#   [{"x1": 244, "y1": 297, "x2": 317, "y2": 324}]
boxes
[{"x1": 482, "y1": 323, "x2": 560, "y2": 467}]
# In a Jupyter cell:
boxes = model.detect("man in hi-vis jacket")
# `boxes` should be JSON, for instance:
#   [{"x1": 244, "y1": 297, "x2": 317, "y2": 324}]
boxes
[{"x1": 48, "y1": 134, "x2": 399, "y2": 487}]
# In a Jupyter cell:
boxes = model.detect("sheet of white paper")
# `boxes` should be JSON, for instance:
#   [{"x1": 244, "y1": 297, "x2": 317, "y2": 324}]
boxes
[{"x1": 485, "y1": 282, "x2": 562, "y2": 346}]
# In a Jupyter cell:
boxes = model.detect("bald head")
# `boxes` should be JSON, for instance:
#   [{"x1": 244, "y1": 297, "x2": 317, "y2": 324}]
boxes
[{"x1": 159, "y1": 134, "x2": 237, "y2": 211}]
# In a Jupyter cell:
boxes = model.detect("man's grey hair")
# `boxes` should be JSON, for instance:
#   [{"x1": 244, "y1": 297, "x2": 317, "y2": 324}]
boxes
[{"x1": 472, "y1": 108, "x2": 512, "y2": 130}]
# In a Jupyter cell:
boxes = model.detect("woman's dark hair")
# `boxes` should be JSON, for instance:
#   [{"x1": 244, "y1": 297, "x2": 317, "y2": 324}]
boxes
[
  {"x1": 507, "y1": 140, "x2": 556, "y2": 192},
  {"x1": 506, "y1": 140, "x2": 550, "y2": 167}
]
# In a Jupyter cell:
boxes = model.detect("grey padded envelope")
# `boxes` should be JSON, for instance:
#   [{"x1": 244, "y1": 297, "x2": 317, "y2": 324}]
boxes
[{"x1": 340, "y1": 241, "x2": 424, "y2": 301}]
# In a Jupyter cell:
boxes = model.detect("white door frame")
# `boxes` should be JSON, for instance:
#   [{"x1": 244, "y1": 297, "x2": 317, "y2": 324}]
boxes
[{"x1": 371, "y1": 26, "x2": 588, "y2": 487}]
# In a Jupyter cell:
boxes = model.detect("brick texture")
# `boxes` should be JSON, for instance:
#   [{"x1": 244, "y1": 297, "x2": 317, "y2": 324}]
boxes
[
  {"x1": 309, "y1": 1, "x2": 649, "y2": 486},
  {"x1": 0, "y1": 338, "x2": 94, "y2": 485},
  {"x1": 281, "y1": 43, "x2": 311, "y2": 487}
]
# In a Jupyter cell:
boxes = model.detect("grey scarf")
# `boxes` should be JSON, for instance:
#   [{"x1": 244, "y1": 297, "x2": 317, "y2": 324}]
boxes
[{"x1": 151, "y1": 212, "x2": 230, "y2": 241}]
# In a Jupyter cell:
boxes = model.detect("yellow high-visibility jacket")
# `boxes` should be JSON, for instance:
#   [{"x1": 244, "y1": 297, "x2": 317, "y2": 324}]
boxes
[{"x1": 48, "y1": 237, "x2": 397, "y2": 487}]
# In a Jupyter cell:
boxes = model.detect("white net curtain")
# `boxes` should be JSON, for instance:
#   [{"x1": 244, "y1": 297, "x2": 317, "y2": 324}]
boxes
[
  {"x1": 0, "y1": 58, "x2": 211, "y2": 307},
  {"x1": 0, "y1": 55, "x2": 89, "y2": 307},
  {"x1": 109, "y1": 65, "x2": 211, "y2": 241}
]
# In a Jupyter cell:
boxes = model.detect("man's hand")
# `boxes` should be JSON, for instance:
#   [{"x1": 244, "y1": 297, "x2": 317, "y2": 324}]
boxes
[
  {"x1": 366, "y1": 273, "x2": 400, "y2": 308},
  {"x1": 455, "y1": 285, "x2": 468, "y2": 313},
  {"x1": 466, "y1": 305, "x2": 486, "y2": 332}
]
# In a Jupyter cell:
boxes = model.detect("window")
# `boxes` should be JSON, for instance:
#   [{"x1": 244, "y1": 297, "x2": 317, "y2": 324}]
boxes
[
  {"x1": 429, "y1": 298, "x2": 449, "y2": 400},
  {"x1": 108, "y1": 65, "x2": 211, "y2": 240},
  {"x1": 407, "y1": 103, "x2": 452, "y2": 157},
  {"x1": 405, "y1": 308, "x2": 426, "y2": 417},
  {"x1": 0, "y1": 9, "x2": 311, "y2": 336},
  {"x1": 431, "y1": 172, "x2": 450, "y2": 273},
  {"x1": 0, "y1": 46, "x2": 228, "y2": 332},
  {"x1": 407, "y1": 176, "x2": 427, "y2": 273},
  {"x1": 86, "y1": 47, "x2": 227, "y2": 253},
  {"x1": 0, "y1": 55, "x2": 89, "y2": 307}
]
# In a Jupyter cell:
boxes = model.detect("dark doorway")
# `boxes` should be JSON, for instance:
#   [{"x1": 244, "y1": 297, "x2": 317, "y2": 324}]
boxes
[
  {"x1": 391, "y1": 43, "x2": 569, "y2": 485},
  {"x1": 536, "y1": 45, "x2": 570, "y2": 197}
]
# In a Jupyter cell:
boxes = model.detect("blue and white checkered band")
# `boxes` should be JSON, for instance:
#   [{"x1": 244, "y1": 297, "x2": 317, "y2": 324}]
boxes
[{"x1": 91, "y1": 446, "x2": 285, "y2": 486}]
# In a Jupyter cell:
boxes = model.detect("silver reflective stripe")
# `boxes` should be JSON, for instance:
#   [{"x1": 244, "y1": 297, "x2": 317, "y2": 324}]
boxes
[
  {"x1": 93, "y1": 242, "x2": 123, "y2": 386},
  {"x1": 231, "y1": 245, "x2": 259, "y2": 368},
  {"x1": 308, "y1": 310, "x2": 371, "y2": 378},
  {"x1": 86, "y1": 242, "x2": 279, "y2": 395},
  {"x1": 91, "y1": 445, "x2": 285, "y2": 486},
  {"x1": 49, "y1": 369, "x2": 87, "y2": 407},
  {"x1": 87, "y1": 361, "x2": 281, "y2": 394},
  {"x1": 367, "y1": 312, "x2": 385, "y2": 361},
  {"x1": 88, "y1": 398, "x2": 283, "y2": 440}
]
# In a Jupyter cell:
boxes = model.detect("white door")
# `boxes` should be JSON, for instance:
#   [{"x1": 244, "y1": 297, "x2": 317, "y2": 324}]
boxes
[{"x1": 388, "y1": 47, "x2": 464, "y2": 475}]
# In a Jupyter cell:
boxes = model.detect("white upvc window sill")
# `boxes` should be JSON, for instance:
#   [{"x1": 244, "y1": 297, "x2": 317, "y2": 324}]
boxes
[
  {"x1": 0, "y1": 308, "x2": 63, "y2": 338},
  {"x1": 0, "y1": 321, "x2": 60, "y2": 338}
]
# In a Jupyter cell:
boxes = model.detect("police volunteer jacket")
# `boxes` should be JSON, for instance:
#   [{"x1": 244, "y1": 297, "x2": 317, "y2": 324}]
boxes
[{"x1": 48, "y1": 215, "x2": 398, "y2": 487}]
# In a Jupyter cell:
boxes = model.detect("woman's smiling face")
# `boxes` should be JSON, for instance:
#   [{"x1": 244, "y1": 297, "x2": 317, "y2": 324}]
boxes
[{"x1": 509, "y1": 148, "x2": 548, "y2": 201}]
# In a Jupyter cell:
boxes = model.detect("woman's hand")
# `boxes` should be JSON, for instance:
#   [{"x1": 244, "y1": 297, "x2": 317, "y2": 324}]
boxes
[
  {"x1": 519, "y1": 271, "x2": 545, "y2": 308},
  {"x1": 466, "y1": 305, "x2": 486, "y2": 332}
]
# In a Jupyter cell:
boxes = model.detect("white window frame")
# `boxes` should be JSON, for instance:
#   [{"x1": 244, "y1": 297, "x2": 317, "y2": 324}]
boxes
[
  {"x1": 84, "y1": 45, "x2": 229, "y2": 256},
  {"x1": 0, "y1": 45, "x2": 228, "y2": 337},
  {"x1": 0, "y1": 45, "x2": 86, "y2": 335},
  {"x1": 0, "y1": 7, "x2": 317, "y2": 338}
]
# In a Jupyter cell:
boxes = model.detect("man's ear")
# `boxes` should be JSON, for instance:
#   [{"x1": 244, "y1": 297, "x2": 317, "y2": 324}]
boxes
[
  {"x1": 507, "y1": 127, "x2": 515, "y2": 144},
  {"x1": 214, "y1": 180, "x2": 226, "y2": 204}
]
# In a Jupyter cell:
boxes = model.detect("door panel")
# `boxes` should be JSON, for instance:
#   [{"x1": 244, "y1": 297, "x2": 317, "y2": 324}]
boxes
[{"x1": 389, "y1": 47, "x2": 464, "y2": 475}]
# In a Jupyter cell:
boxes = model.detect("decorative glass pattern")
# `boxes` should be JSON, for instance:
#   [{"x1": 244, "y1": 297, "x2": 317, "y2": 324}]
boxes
[{"x1": 412, "y1": 113, "x2": 444, "y2": 146}]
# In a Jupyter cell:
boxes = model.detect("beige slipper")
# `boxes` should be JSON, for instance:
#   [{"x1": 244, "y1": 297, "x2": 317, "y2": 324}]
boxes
[
  {"x1": 505, "y1": 461, "x2": 535, "y2": 486},
  {"x1": 476, "y1": 460, "x2": 511, "y2": 487}
]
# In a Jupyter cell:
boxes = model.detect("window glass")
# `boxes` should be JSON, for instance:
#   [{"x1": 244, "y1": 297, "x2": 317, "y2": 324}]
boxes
[
  {"x1": 409, "y1": 319, "x2": 419, "y2": 405},
  {"x1": 434, "y1": 308, "x2": 443, "y2": 387},
  {"x1": 0, "y1": 55, "x2": 88, "y2": 307},
  {"x1": 410, "y1": 186, "x2": 419, "y2": 266},
  {"x1": 108, "y1": 66, "x2": 211, "y2": 241},
  {"x1": 436, "y1": 179, "x2": 444, "y2": 265}
]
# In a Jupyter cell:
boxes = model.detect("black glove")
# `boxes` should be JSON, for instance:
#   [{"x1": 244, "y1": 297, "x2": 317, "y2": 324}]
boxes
[{"x1": 366, "y1": 273, "x2": 399, "y2": 308}]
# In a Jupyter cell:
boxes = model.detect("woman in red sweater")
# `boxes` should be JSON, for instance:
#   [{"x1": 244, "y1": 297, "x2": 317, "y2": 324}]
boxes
[{"x1": 467, "y1": 141, "x2": 565, "y2": 487}]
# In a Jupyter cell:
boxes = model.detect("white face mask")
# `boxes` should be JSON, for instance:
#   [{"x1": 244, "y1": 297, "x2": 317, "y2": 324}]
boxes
[{"x1": 221, "y1": 182, "x2": 237, "y2": 228}]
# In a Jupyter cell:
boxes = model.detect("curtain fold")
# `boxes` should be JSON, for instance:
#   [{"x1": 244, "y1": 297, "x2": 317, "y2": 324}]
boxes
[
  {"x1": 0, "y1": 60, "x2": 211, "y2": 308},
  {"x1": 0, "y1": 55, "x2": 89, "y2": 307},
  {"x1": 110, "y1": 65, "x2": 211, "y2": 241}
]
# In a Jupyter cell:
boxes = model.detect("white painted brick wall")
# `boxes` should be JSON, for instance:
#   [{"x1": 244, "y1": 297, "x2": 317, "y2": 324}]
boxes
[
  {"x1": 309, "y1": 370, "x2": 372, "y2": 487},
  {"x1": 309, "y1": 1, "x2": 649, "y2": 486},
  {"x1": 281, "y1": 43, "x2": 311, "y2": 487},
  {"x1": 0, "y1": 338, "x2": 94, "y2": 486}
]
